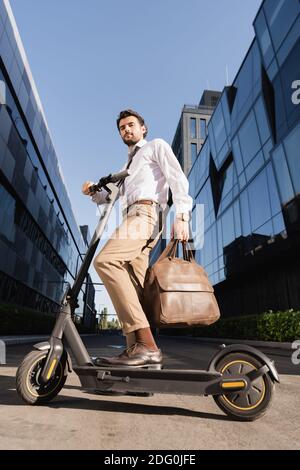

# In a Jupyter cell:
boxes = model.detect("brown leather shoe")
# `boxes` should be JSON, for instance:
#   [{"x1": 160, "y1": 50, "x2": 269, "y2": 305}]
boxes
[{"x1": 94, "y1": 343, "x2": 163, "y2": 368}]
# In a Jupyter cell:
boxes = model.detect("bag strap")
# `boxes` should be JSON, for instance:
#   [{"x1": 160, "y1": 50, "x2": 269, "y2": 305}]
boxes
[
  {"x1": 182, "y1": 242, "x2": 195, "y2": 262},
  {"x1": 156, "y1": 239, "x2": 194, "y2": 263},
  {"x1": 155, "y1": 240, "x2": 178, "y2": 262}
]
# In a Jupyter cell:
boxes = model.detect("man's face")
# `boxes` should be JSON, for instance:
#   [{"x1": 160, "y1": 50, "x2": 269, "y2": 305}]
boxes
[{"x1": 118, "y1": 116, "x2": 146, "y2": 146}]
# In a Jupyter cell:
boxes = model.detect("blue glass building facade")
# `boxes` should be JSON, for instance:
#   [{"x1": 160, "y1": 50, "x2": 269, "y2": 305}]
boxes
[
  {"x1": 187, "y1": 0, "x2": 300, "y2": 316},
  {"x1": 0, "y1": 0, "x2": 95, "y2": 324}
]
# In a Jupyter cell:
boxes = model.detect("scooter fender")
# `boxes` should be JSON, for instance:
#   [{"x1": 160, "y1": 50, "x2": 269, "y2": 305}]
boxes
[
  {"x1": 34, "y1": 340, "x2": 72, "y2": 376},
  {"x1": 34, "y1": 341, "x2": 51, "y2": 351},
  {"x1": 208, "y1": 343, "x2": 280, "y2": 383}
]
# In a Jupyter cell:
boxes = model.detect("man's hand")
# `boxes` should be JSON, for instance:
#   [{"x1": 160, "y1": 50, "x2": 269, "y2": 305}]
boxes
[
  {"x1": 82, "y1": 181, "x2": 95, "y2": 195},
  {"x1": 171, "y1": 220, "x2": 189, "y2": 242}
]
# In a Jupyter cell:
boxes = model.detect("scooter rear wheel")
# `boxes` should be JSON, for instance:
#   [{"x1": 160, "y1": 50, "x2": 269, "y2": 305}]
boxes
[
  {"x1": 213, "y1": 352, "x2": 274, "y2": 421},
  {"x1": 16, "y1": 349, "x2": 68, "y2": 405}
]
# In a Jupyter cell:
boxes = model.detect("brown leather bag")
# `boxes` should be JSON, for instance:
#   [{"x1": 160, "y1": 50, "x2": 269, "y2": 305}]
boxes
[{"x1": 143, "y1": 240, "x2": 220, "y2": 328}]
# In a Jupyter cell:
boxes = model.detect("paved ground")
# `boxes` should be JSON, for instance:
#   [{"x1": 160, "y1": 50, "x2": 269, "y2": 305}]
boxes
[{"x1": 0, "y1": 335, "x2": 299, "y2": 450}]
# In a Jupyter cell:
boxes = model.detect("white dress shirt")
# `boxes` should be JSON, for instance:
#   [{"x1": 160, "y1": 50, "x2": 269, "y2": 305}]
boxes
[{"x1": 91, "y1": 138, "x2": 193, "y2": 214}]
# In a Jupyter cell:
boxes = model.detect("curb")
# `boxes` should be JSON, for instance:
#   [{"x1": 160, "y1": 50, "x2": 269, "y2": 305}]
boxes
[
  {"x1": 0, "y1": 336, "x2": 49, "y2": 346},
  {"x1": 160, "y1": 335, "x2": 293, "y2": 351},
  {"x1": 0, "y1": 334, "x2": 95, "y2": 346}
]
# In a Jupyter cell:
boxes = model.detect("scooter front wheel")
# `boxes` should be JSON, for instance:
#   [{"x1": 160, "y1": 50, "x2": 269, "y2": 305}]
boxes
[
  {"x1": 213, "y1": 352, "x2": 275, "y2": 421},
  {"x1": 16, "y1": 349, "x2": 68, "y2": 405}
]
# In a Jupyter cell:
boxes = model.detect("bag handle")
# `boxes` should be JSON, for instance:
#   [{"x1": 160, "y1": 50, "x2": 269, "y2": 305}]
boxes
[
  {"x1": 156, "y1": 240, "x2": 178, "y2": 262},
  {"x1": 156, "y1": 240, "x2": 195, "y2": 262},
  {"x1": 182, "y1": 241, "x2": 195, "y2": 261}
]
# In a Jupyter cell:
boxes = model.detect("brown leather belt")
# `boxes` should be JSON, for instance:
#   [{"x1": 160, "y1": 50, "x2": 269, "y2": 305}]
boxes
[{"x1": 127, "y1": 199, "x2": 158, "y2": 211}]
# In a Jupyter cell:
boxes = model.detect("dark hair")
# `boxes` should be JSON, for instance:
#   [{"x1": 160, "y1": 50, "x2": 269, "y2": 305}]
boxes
[{"x1": 116, "y1": 109, "x2": 148, "y2": 137}]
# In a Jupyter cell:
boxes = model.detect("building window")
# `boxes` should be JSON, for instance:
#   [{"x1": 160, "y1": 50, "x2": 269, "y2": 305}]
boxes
[
  {"x1": 238, "y1": 111, "x2": 261, "y2": 167},
  {"x1": 0, "y1": 184, "x2": 16, "y2": 243},
  {"x1": 284, "y1": 122, "x2": 300, "y2": 194},
  {"x1": 190, "y1": 118, "x2": 196, "y2": 139},
  {"x1": 200, "y1": 119, "x2": 206, "y2": 139},
  {"x1": 247, "y1": 169, "x2": 272, "y2": 231},
  {"x1": 264, "y1": 0, "x2": 299, "y2": 51},
  {"x1": 272, "y1": 144, "x2": 294, "y2": 204},
  {"x1": 254, "y1": 97, "x2": 271, "y2": 145},
  {"x1": 191, "y1": 143, "x2": 197, "y2": 166}
]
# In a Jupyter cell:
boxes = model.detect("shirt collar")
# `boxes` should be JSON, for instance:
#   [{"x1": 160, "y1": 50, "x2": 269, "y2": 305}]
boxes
[{"x1": 128, "y1": 139, "x2": 147, "y2": 156}]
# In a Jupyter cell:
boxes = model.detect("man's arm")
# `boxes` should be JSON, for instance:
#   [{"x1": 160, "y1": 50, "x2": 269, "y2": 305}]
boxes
[{"x1": 154, "y1": 139, "x2": 193, "y2": 241}]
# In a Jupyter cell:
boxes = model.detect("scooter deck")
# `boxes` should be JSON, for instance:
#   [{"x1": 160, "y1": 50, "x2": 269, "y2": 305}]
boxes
[{"x1": 73, "y1": 365, "x2": 236, "y2": 396}]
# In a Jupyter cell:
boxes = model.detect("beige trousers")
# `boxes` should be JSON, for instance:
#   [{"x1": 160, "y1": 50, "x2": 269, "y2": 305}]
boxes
[{"x1": 93, "y1": 203, "x2": 162, "y2": 340}]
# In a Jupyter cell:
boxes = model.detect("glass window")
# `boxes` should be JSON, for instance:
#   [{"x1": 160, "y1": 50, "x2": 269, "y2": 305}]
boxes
[
  {"x1": 203, "y1": 227, "x2": 213, "y2": 268},
  {"x1": 190, "y1": 118, "x2": 196, "y2": 139},
  {"x1": 252, "y1": 42, "x2": 262, "y2": 89},
  {"x1": 232, "y1": 51, "x2": 253, "y2": 123},
  {"x1": 279, "y1": 39, "x2": 300, "y2": 131},
  {"x1": 197, "y1": 180, "x2": 214, "y2": 223},
  {"x1": 217, "y1": 140, "x2": 229, "y2": 168},
  {"x1": 254, "y1": 9, "x2": 274, "y2": 66},
  {"x1": 200, "y1": 119, "x2": 206, "y2": 139},
  {"x1": 211, "y1": 106, "x2": 226, "y2": 153},
  {"x1": 208, "y1": 123, "x2": 217, "y2": 160},
  {"x1": 245, "y1": 151, "x2": 264, "y2": 182},
  {"x1": 254, "y1": 219, "x2": 273, "y2": 237},
  {"x1": 266, "y1": 163, "x2": 281, "y2": 216},
  {"x1": 221, "y1": 206, "x2": 235, "y2": 247},
  {"x1": 216, "y1": 219, "x2": 223, "y2": 258},
  {"x1": 264, "y1": 0, "x2": 299, "y2": 51},
  {"x1": 273, "y1": 74, "x2": 288, "y2": 139},
  {"x1": 233, "y1": 200, "x2": 241, "y2": 238},
  {"x1": 188, "y1": 171, "x2": 195, "y2": 200},
  {"x1": 284, "y1": 122, "x2": 300, "y2": 194},
  {"x1": 221, "y1": 98, "x2": 231, "y2": 135},
  {"x1": 254, "y1": 97, "x2": 271, "y2": 145},
  {"x1": 221, "y1": 162, "x2": 234, "y2": 199},
  {"x1": 231, "y1": 136, "x2": 244, "y2": 175},
  {"x1": 240, "y1": 190, "x2": 251, "y2": 236},
  {"x1": 190, "y1": 143, "x2": 197, "y2": 167},
  {"x1": 198, "y1": 141, "x2": 210, "y2": 186},
  {"x1": 271, "y1": 144, "x2": 294, "y2": 204},
  {"x1": 238, "y1": 111, "x2": 261, "y2": 166},
  {"x1": 237, "y1": 51, "x2": 253, "y2": 101},
  {"x1": 262, "y1": 138, "x2": 273, "y2": 162},
  {"x1": 0, "y1": 184, "x2": 16, "y2": 243},
  {"x1": 238, "y1": 172, "x2": 247, "y2": 191},
  {"x1": 277, "y1": 15, "x2": 300, "y2": 66},
  {"x1": 248, "y1": 170, "x2": 272, "y2": 231},
  {"x1": 272, "y1": 213, "x2": 285, "y2": 235}
]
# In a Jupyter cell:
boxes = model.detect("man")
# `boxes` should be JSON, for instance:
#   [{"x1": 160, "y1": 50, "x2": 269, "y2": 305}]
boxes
[{"x1": 82, "y1": 109, "x2": 193, "y2": 367}]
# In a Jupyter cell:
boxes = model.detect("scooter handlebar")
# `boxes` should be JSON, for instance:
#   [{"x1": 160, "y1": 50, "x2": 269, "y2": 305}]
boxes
[{"x1": 88, "y1": 169, "x2": 131, "y2": 194}]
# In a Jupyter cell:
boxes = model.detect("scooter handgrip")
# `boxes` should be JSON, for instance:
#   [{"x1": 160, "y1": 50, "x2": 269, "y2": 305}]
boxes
[{"x1": 110, "y1": 169, "x2": 131, "y2": 182}]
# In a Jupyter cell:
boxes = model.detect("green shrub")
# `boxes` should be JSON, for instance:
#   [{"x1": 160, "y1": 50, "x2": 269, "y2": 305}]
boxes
[{"x1": 161, "y1": 310, "x2": 300, "y2": 342}]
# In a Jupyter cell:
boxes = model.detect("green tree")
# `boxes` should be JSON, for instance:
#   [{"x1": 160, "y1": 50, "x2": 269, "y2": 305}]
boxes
[{"x1": 99, "y1": 307, "x2": 108, "y2": 330}]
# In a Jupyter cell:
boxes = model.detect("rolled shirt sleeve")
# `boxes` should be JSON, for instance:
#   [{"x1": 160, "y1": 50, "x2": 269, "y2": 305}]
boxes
[{"x1": 154, "y1": 139, "x2": 193, "y2": 214}]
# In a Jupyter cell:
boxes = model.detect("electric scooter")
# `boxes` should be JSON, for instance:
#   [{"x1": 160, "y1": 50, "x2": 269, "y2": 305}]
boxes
[{"x1": 16, "y1": 170, "x2": 279, "y2": 421}]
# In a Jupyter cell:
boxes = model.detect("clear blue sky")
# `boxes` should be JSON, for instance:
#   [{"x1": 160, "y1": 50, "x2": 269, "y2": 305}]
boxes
[{"x1": 9, "y1": 0, "x2": 262, "y2": 315}]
